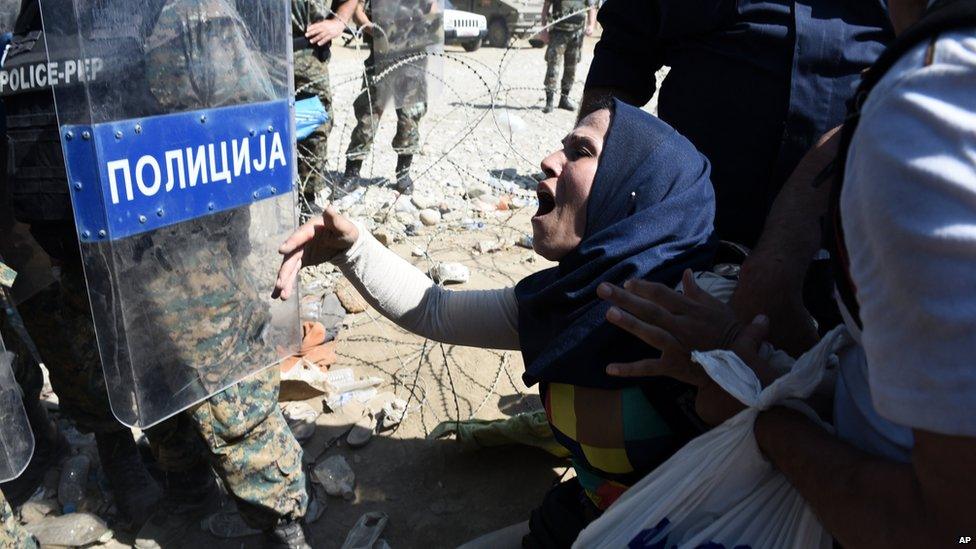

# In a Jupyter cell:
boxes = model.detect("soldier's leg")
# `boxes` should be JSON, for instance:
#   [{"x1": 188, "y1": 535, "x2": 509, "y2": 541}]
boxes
[
  {"x1": 295, "y1": 51, "x2": 334, "y2": 202},
  {"x1": 543, "y1": 33, "x2": 567, "y2": 112},
  {"x1": 344, "y1": 73, "x2": 384, "y2": 177},
  {"x1": 188, "y1": 367, "x2": 307, "y2": 532},
  {"x1": 0, "y1": 490, "x2": 38, "y2": 549},
  {"x1": 392, "y1": 101, "x2": 427, "y2": 194},
  {"x1": 558, "y1": 31, "x2": 583, "y2": 111},
  {"x1": 16, "y1": 256, "x2": 164, "y2": 525}
]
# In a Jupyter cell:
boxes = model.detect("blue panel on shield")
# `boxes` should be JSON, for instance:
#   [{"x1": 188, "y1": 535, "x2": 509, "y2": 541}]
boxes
[{"x1": 63, "y1": 99, "x2": 293, "y2": 242}]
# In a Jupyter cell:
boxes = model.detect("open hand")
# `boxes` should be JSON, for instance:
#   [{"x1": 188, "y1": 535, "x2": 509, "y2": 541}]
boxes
[
  {"x1": 596, "y1": 269, "x2": 741, "y2": 384},
  {"x1": 306, "y1": 18, "x2": 346, "y2": 46},
  {"x1": 272, "y1": 206, "x2": 359, "y2": 300}
]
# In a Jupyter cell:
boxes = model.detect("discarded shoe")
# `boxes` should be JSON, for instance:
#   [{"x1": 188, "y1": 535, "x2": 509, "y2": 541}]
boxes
[{"x1": 340, "y1": 511, "x2": 388, "y2": 549}]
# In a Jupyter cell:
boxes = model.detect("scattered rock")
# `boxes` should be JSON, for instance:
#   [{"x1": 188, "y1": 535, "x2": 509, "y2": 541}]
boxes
[
  {"x1": 313, "y1": 455, "x2": 356, "y2": 500},
  {"x1": 465, "y1": 183, "x2": 491, "y2": 200},
  {"x1": 419, "y1": 209, "x2": 442, "y2": 227},
  {"x1": 476, "y1": 240, "x2": 501, "y2": 254},
  {"x1": 410, "y1": 195, "x2": 438, "y2": 210},
  {"x1": 372, "y1": 230, "x2": 392, "y2": 247},
  {"x1": 335, "y1": 277, "x2": 368, "y2": 314},
  {"x1": 27, "y1": 513, "x2": 112, "y2": 547},
  {"x1": 411, "y1": 247, "x2": 425, "y2": 257},
  {"x1": 517, "y1": 235, "x2": 534, "y2": 249},
  {"x1": 19, "y1": 499, "x2": 57, "y2": 525},
  {"x1": 437, "y1": 202, "x2": 453, "y2": 215},
  {"x1": 430, "y1": 262, "x2": 470, "y2": 285}
]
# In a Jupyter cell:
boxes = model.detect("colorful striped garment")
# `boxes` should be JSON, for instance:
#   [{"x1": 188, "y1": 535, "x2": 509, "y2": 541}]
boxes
[{"x1": 543, "y1": 382, "x2": 678, "y2": 509}]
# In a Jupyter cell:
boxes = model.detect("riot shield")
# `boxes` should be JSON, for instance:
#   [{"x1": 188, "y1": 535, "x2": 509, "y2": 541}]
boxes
[
  {"x1": 36, "y1": 0, "x2": 301, "y2": 428},
  {"x1": 371, "y1": 0, "x2": 444, "y2": 109},
  {"x1": 0, "y1": 336, "x2": 34, "y2": 483}
]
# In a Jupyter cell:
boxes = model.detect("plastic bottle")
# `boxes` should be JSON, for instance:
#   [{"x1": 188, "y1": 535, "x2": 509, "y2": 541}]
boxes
[{"x1": 58, "y1": 454, "x2": 90, "y2": 513}]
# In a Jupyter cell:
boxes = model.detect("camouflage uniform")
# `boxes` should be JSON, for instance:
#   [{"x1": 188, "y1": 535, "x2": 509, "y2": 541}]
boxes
[
  {"x1": 139, "y1": 0, "x2": 308, "y2": 529},
  {"x1": 543, "y1": 0, "x2": 592, "y2": 98},
  {"x1": 0, "y1": 491, "x2": 38, "y2": 549},
  {"x1": 293, "y1": 0, "x2": 335, "y2": 198},
  {"x1": 345, "y1": 0, "x2": 434, "y2": 163}
]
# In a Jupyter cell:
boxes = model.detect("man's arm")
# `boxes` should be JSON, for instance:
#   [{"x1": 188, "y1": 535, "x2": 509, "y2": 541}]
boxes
[
  {"x1": 305, "y1": 0, "x2": 357, "y2": 45},
  {"x1": 579, "y1": 0, "x2": 661, "y2": 116},
  {"x1": 585, "y1": 3, "x2": 596, "y2": 35},
  {"x1": 728, "y1": 127, "x2": 841, "y2": 355},
  {"x1": 756, "y1": 410, "x2": 976, "y2": 547}
]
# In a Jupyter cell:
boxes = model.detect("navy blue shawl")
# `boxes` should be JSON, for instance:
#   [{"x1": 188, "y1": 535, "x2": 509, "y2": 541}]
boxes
[{"x1": 515, "y1": 99, "x2": 716, "y2": 389}]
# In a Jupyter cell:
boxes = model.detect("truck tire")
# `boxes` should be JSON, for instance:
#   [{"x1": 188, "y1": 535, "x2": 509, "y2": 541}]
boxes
[
  {"x1": 488, "y1": 18, "x2": 509, "y2": 48},
  {"x1": 463, "y1": 37, "x2": 482, "y2": 52}
]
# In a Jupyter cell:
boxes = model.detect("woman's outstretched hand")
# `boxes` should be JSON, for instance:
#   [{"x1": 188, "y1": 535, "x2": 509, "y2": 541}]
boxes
[{"x1": 272, "y1": 206, "x2": 359, "y2": 301}]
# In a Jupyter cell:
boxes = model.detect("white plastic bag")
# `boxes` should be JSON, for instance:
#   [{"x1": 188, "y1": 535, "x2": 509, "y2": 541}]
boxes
[{"x1": 574, "y1": 326, "x2": 853, "y2": 549}]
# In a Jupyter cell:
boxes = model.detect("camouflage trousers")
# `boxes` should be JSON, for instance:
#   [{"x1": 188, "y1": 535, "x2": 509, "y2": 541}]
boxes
[
  {"x1": 9, "y1": 256, "x2": 306, "y2": 530},
  {"x1": 295, "y1": 50, "x2": 334, "y2": 198},
  {"x1": 0, "y1": 490, "x2": 37, "y2": 549},
  {"x1": 346, "y1": 65, "x2": 428, "y2": 162},
  {"x1": 544, "y1": 29, "x2": 584, "y2": 95}
]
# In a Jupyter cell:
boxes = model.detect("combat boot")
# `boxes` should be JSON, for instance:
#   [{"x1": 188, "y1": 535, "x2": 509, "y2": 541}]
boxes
[
  {"x1": 542, "y1": 91, "x2": 555, "y2": 113},
  {"x1": 95, "y1": 431, "x2": 163, "y2": 527},
  {"x1": 266, "y1": 518, "x2": 312, "y2": 549},
  {"x1": 341, "y1": 159, "x2": 363, "y2": 189},
  {"x1": 558, "y1": 92, "x2": 577, "y2": 112},
  {"x1": 135, "y1": 462, "x2": 222, "y2": 549},
  {"x1": 395, "y1": 154, "x2": 414, "y2": 195}
]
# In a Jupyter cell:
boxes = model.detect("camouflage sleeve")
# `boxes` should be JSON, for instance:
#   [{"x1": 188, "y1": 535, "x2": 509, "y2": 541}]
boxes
[{"x1": 146, "y1": 0, "x2": 277, "y2": 111}]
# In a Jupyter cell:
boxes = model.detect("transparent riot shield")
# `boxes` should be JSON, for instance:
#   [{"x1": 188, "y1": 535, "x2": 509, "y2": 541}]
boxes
[
  {"x1": 371, "y1": 0, "x2": 444, "y2": 109},
  {"x1": 0, "y1": 336, "x2": 34, "y2": 483},
  {"x1": 36, "y1": 0, "x2": 301, "y2": 428}
]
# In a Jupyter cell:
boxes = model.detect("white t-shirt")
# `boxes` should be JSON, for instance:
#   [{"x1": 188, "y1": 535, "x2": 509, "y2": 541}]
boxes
[{"x1": 835, "y1": 28, "x2": 976, "y2": 461}]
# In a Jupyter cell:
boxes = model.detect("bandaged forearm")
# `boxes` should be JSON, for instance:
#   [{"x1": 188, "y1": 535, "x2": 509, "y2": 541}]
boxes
[{"x1": 333, "y1": 222, "x2": 520, "y2": 350}]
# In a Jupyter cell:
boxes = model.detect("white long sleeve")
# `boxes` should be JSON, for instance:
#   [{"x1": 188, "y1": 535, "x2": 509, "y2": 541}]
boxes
[{"x1": 332, "y1": 224, "x2": 521, "y2": 351}]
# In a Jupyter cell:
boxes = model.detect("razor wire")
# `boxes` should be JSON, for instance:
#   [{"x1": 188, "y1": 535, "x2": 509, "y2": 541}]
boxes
[{"x1": 295, "y1": 5, "x2": 594, "y2": 448}]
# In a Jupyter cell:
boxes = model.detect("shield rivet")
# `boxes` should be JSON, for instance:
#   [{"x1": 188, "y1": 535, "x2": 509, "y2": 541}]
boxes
[
  {"x1": 114, "y1": 130, "x2": 123, "y2": 139},
  {"x1": 156, "y1": 208, "x2": 165, "y2": 217},
  {"x1": 267, "y1": 126, "x2": 274, "y2": 133},
  {"x1": 253, "y1": 191, "x2": 260, "y2": 199},
  {"x1": 270, "y1": 187, "x2": 277, "y2": 194},
  {"x1": 97, "y1": 230, "x2": 107, "y2": 238},
  {"x1": 249, "y1": 129, "x2": 257, "y2": 136},
  {"x1": 208, "y1": 203, "x2": 215, "y2": 211},
  {"x1": 65, "y1": 131, "x2": 74, "y2": 140},
  {"x1": 200, "y1": 115, "x2": 207, "y2": 123},
  {"x1": 138, "y1": 215, "x2": 147, "y2": 224},
  {"x1": 82, "y1": 131, "x2": 91, "y2": 140},
  {"x1": 134, "y1": 124, "x2": 143, "y2": 134},
  {"x1": 81, "y1": 230, "x2": 91, "y2": 239},
  {"x1": 73, "y1": 182, "x2": 83, "y2": 190}
]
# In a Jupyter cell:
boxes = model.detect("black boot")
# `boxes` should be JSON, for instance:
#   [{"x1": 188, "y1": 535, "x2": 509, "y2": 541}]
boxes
[
  {"x1": 342, "y1": 159, "x2": 363, "y2": 189},
  {"x1": 542, "y1": 91, "x2": 555, "y2": 113},
  {"x1": 266, "y1": 518, "x2": 312, "y2": 549},
  {"x1": 558, "y1": 92, "x2": 577, "y2": 111},
  {"x1": 135, "y1": 463, "x2": 222, "y2": 549},
  {"x1": 395, "y1": 154, "x2": 414, "y2": 195},
  {"x1": 95, "y1": 431, "x2": 163, "y2": 527}
]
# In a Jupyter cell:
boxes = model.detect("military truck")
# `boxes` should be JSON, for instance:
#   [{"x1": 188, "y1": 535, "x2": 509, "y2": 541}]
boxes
[{"x1": 450, "y1": 0, "x2": 544, "y2": 48}]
